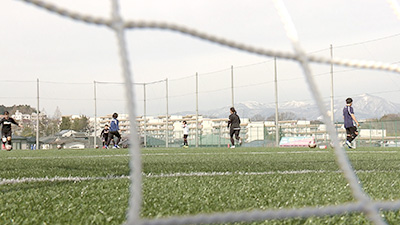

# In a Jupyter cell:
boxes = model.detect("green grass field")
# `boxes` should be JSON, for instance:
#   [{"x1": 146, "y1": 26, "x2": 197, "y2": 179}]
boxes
[{"x1": 1, "y1": 147, "x2": 400, "y2": 224}]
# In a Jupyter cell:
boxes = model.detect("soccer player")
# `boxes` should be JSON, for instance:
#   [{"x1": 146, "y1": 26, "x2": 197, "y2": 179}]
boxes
[
  {"x1": 343, "y1": 98, "x2": 360, "y2": 149},
  {"x1": 106, "y1": 113, "x2": 121, "y2": 149},
  {"x1": 100, "y1": 124, "x2": 110, "y2": 149},
  {"x1": 182, "y1": 120, "x2": 189, "y2": 148},
  {"x1": 0, "y1": 111, "x2": 22, "y2": 150},
  {"x1": 227, "y1": 107, "x2": 242, "y2": 149}
]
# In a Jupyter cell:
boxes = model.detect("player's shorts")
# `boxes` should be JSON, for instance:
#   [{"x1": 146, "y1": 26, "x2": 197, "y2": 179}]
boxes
[
  {"x1": 230, "y1": 128, "x2": 240, "y2": 137},
  {"x1": 2, "y1": 130, "x2": 12, "y2": 138},
  {"x1": 183, "y1": 134, "x2": 188, "y2": 139},
  {"x1": 109, "y1": 131, "x2": 121, "y2": 139},
  {"x1": 346, "y1": 126, "x2": 358, "y2": 136}
]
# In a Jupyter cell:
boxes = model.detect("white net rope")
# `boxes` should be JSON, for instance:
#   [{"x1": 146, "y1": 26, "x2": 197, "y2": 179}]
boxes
[{"x1": 17, "y1": 0, "x2": 400, "y2": 224}]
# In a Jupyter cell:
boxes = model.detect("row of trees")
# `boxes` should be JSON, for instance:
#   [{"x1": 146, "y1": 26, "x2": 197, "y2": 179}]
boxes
[{"x1": 18, "y1": 116, "x2": 90, "y2": 137}]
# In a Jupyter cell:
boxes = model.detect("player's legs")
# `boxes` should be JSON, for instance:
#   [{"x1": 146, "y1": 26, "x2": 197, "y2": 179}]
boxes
[
  {"x1": 345, "y1": 128, "x2": 353, "y2": 148},
  {"x1": 1, "y1": 131, "x2": 6, "y2": 149},
  {"x1": 183, "y1": 134, "x2": 188, "y2": 146},
  {"x1": 102, "y1": 137, "x2": 106, "y2": 148},
  {"x1": 6, "y1": 136, "x2": 11, "y2": 145},
  {"x1": 346, "y1": 128, "x2": 352, "y2": 142},
  {"x1": 106, "y1": 133, "x2": 114, "y2": 147},
  {"x1": 114, "y1": 131, "x2": 121, "y2": 146},
  {"x1": 349, "y1": 127, "x2": 358, "y2": 142},
  {"x1": 234, "y1": 129, "x2": 241, "y2": 145},
  {"x1": 3, "y1": 130, "x2": 12, "y2": 146},
  {"x1": 230, "y1": 129, "x2": 235, "y2": 146}
]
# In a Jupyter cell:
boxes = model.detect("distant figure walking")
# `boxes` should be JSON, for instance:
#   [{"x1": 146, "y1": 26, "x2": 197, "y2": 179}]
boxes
[
  {"x1": 106, "y1": 113, "x2": 121, "y2": 149},
  {"x1": 227, "y1": 107, "x2": 242, "y2": 149},
  {"x1": 343, "y1": 98, "x2": 360, "y2": 149}
]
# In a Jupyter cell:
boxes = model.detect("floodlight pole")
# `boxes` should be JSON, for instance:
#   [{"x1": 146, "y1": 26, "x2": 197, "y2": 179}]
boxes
[
  {"x1": 94, "y1": 80, "x2": 97, "y2": 149},
  {"x1": 196, "y1": 72, "x2": 199, "y2": 148},
  {"x1": 274, "y1": 58, "x2": 279, "y2": 147},
  {"x1": 36, "y1": 78, "x2": 40, "y2": 150},
  {"x1": 165, "y1": 78, "x2": 169, "y2": 148}
]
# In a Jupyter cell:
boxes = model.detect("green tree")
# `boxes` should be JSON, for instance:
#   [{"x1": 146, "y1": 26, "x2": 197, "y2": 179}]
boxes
[
  {"x1": 39, "y1": 118, "x2": 60, "y2": 136},
  {"x1": 21, "y1": 126, "x2": 35, "y2": 137},
  {"x1": 71, "y1": 115, "x2": 89, "y2": 132},
  {"x1": 60, "y1": 117, "x2": 72, "y2": 130}
]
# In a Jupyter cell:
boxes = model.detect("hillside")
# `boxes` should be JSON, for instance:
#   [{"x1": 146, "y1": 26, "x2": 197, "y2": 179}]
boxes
[{"x1": 0, "y1": 105, "x2": 37, "y2": 115}]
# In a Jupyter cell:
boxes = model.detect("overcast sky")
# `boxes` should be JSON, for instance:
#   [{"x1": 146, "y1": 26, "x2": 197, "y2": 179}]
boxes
[{"x1": 1, "y1": 0, "x2": 400, "y2": 118}]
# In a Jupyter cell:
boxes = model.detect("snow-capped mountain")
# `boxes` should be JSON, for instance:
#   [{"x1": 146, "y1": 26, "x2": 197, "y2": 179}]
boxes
[
  {"x1": 347, "y1": 94, "x2": 400, "y2": 120},
  {"x1": 174, "y1": 93, "x2": 400, "y2": 121}
]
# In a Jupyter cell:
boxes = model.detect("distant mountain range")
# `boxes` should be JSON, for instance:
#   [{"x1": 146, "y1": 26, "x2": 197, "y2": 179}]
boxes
[{"x1": 174, "y1": 94, "x2": 400, "y2": 121}]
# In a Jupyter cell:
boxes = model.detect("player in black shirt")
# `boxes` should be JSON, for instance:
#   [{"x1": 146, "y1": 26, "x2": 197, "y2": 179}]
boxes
[
  {"x1": 0, "y1": 111, "x2": 22, "y2": 149},
  {"x1": 227, "y1": 107, "x2": 242, "y2": 148}
]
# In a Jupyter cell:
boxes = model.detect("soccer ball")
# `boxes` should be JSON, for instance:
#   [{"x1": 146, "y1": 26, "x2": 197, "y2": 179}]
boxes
[
  {"x1": 5, "y1": 145, "x2": 12, "y2": 151},
  {"x1": 308, "y1": 141, "x2": 317, "y2": 148},
  {"x1": 57, "y1": 145, "x2": 62, "y2": 149}
]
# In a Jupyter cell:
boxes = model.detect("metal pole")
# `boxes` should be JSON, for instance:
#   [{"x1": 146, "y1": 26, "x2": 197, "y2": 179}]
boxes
[
  {"x1": 330, "y1": 44, "x2": 334, "y2": 123},
  {"x1": 165, "y1": 78, "x2": 169, "y2": 148},
  {"x1": 370, "y1": 121, "x2": 372, "y2": 147},
  {"x1": 394, "y1": 121, "x2": 397, "y2": 147},
  {"x1": 36, "y1": 78, "x2": 40, "y2": 150},
  {"x1": 196, "y1": 72, "x2": 199, "y2": 148},
  {"x1": 143, "y1": 83, "x2": 147, "y2": 147},
  {"x1": 382, "y1": 121, "x2": 384, "y2": 148},
  {"x1": 94, "y1": 81, "x2": 97, "y2": 149},
  {"x1": 218, "y1": 123, "x2": 221, "y2": 147},
  {"x1": 231, "y1": 65, "x2": 234, "y2": 107},
  {"x1": 274, "y1": 58, "x2": 279, "y2": 147}
]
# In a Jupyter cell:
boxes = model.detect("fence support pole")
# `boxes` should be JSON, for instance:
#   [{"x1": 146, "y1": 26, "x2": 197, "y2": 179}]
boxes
[
  {"x1": 231, "y1": 65, "x2": 234, "y2": 107},
  {"x1": 165, "y1": 78, "x2": 169, "y2": 148},
  {"x1": 370, "y1": 121, "x2": 372, "y2": 147},
  {"x1": 94, "y1": 81, "x2": 97, "y2": 149},
  {"x1": 274, "y1": 58, "x2": 279, "y2": 147},
  {"x1": 36, "y1": 78, "x2": 40, "y2": 150},
  {"x1": 143, "y1": 83, "x2": 147, "y2": 147},
  {"x1": 330, "y1": 44, "x2": 334, "y2": 123},
  {"x1": 394, "y1": 121, "x2": 397, "y2": 147},
  {"x1": 196, "y1": 73, "x2": 199, "y2": 148},
  {"x1": 382, "y1": 121, "x2": 384, "y2": 148}
]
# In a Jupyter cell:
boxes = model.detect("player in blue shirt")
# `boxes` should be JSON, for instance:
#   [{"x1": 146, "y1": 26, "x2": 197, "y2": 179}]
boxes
[
  {"x1": 105, "y1": 113, "x2": 121, "y2": 149},
  {"x1": 343, "y1": 98, "x2": 360, "y2": 149}
]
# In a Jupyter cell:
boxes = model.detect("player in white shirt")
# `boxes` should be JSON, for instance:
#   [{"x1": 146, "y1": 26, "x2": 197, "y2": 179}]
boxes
[{"x1": 182, "y1": 121, "x2": 189, "y2": 148}]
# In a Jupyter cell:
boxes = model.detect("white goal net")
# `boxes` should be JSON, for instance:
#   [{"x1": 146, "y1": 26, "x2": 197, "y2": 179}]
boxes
[{"x1": 15, "y1": 0, "x2": 400, "y2": 224}]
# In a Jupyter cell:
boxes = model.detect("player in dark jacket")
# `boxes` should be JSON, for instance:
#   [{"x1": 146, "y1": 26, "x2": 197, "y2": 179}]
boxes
[
  {"x1": 343, "y1": 98, "x2": 360, "y2": 149},
  {"x1": 100, "y1": 124, "x2": 110, "y2": 149},
  {"x1": 227, "y1": 107, "x2": 242, "y2": 148},
  {"x1": 0, "y1": 111, "x2": 22, "y2": 149}
]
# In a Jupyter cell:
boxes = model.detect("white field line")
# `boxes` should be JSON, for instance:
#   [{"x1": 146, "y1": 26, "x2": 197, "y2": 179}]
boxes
[
  {"x1": 2, "y1": 154, "x2": 131, "y2": 160},
  {"x1": 1, "y1": 169, "x2": 398, "y2": 185},
  {"x1": 1, "y1": 150, "x2": 397, "y2": 160},
  {"x1": 0, "y1": 175, "x2": 130, "y2": 185}
]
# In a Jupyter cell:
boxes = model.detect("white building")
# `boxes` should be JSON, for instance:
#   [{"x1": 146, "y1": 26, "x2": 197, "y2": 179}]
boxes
[{"x1": 12, "y1": 110, "x2": 31, "y2": 121}]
